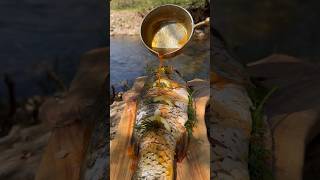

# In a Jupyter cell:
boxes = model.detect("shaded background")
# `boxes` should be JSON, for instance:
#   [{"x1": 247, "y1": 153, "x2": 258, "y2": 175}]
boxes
[
  {"x1": 0, "y1": 1, "x2": 107, "y2": 179},
  {"x1": 214, "y1": 1, "x2": 320, "y2": 179},
  {"x1": 214, "y1": 0, "x2": 320, "y2": 64},
  {"x1": 0, "y1": 0, "x2": 106, "y2": 102}
]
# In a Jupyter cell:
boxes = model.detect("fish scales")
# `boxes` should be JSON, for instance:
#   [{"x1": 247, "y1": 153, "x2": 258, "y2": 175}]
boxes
[{"x1": 132, "y1": 67, "x2": 192, "y2": 180}]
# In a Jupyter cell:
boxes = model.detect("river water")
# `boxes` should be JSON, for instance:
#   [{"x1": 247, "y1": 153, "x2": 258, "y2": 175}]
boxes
[{"x1": 110, "y1": 35, "x2": 210, "y2": 92}]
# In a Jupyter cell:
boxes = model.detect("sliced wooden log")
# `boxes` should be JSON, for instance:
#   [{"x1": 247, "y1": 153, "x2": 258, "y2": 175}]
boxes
[
  {"x1": 36, "y1": 48, "x2": 108, "y2": 180},
  {"x1": 110, "y1": 77, "x2": 210, "y2": 180},
  {"x1": 35, "y1": 123, "x2": 89, "y2": 180}
]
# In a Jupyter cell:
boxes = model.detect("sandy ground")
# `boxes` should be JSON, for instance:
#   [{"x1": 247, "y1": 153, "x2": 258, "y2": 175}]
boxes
[{"x1": 110, "y1": 10, "x2": 143, "y2": 36}]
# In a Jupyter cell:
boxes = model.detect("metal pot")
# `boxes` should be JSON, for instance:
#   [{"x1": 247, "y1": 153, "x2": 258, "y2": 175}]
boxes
[{"x1": 140, "y1": 4, "x2": 209, "y2": 59}]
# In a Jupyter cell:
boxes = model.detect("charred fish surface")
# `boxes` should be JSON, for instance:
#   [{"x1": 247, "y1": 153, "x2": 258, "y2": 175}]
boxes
[{"x1": 132, "y1": 67, "x2": 195, "y2": 180}]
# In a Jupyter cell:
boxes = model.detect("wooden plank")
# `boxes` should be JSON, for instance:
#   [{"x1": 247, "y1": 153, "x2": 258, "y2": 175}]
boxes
[
  {"x1": 110, "y1": 78, "x2": 210, "y2": 180},
  {"x1": 80, "y1": 112, "x2": 108, "y2": 180},
  {"x1": 110, "y1": 101, "x2": 137, "y2": 180},
  {"x1": 36, "y1": 48, "x2": 108, "y2": 180},
  {"x1": 35, "y1": 123, "x2": 91, "y2": 180},
  {"x1": 110, "y1": 77, "x2": 145, "y2": 180}
]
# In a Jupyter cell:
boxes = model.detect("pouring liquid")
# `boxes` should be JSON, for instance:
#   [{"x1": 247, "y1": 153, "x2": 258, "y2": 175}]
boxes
[{"x1": 151, "y1": 21, "x2": 188, "y2": 84}]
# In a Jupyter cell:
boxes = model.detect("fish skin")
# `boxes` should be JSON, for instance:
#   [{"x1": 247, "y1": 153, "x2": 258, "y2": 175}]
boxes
[
  {"x1": 132, "y1": 130, "x2": 175, "y2": 180},
  {"x1": 132, "y1": 68, "x2": 190, "y2": 180}
]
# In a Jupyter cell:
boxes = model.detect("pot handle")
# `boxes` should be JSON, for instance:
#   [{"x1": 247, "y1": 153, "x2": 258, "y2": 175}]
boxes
[{"x1": 194, "y1": 17, "x2": 210, "y2": 29}]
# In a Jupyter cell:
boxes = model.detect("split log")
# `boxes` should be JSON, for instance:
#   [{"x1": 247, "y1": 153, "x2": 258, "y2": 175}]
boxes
[
  {"x1": 110, "y1": 77, "x2": 210, "y2": 180},
  {"x1": 36, "y1": 48, "x2": 108, "y2": 180},
  {"x1": 211, "y1": 30, "x2": 252, "y2": 179}
]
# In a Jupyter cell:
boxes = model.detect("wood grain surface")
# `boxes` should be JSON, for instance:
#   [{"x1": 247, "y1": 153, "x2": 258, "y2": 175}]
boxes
[
  {"x1": 35, "y1": 48, "x2": 108, "y2": 180},
  {"x1": 35, "y1": 123, "x2": 91, "y2": 180}
]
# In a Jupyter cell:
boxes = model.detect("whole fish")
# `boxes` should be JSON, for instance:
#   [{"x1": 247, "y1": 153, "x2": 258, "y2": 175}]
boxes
[{"x1": 131, "y1": 66, "x2": 196, "y2": 180}]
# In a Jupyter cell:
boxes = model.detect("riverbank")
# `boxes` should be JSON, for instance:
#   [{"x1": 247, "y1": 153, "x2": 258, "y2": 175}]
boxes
[
  {"x1": 110, "y1": 1, "x2": 210, "y2": 36},
  {"x1": 110, "y1": 10, "x2": 143, "y2": 36}
]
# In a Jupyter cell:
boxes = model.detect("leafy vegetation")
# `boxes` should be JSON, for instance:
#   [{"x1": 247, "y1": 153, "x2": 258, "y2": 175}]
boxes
[
  {"x1": 247, "y1": 85, "x2": 277, "y2": 180},
  {"x1": 135, "y1": 115, "x2": 166, "y2": 136},
  {"x1": 185, "y1": 87, "x2": 197, "y2": 136},
  {"x1": 111, "y1": 0, "x2": 207, "y2": 11}
]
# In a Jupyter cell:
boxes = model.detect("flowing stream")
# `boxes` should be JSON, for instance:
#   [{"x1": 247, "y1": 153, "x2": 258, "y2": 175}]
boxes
[{"x1": 110, "y1": 35, "x2": 209, "y2": 92}]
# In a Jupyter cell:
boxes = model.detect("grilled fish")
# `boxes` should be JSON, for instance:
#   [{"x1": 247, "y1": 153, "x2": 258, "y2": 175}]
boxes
[{"x1": 131, "y1": 66, "x2": 195, "y2": 180}]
